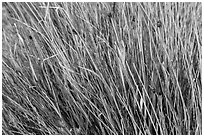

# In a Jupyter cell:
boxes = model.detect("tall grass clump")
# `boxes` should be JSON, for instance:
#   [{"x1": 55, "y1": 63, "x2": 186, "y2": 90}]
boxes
[{"x1": 2, "y1": 2, "x2": 202, "y2": 135}]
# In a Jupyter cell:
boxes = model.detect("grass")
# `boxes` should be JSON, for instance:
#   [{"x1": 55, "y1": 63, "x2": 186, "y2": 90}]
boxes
[{"x1": 2, "y1": 2, "x2": 202, "y2": 135}]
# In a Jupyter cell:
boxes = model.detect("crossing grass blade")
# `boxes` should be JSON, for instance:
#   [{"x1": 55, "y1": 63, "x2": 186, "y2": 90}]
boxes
[{"x1": 2, "y1": 2, "x2": 202, "y2": 135}]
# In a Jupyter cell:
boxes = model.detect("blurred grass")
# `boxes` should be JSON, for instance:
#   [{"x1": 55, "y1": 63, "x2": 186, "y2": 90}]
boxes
[{"x1": 2, "y1": 2, "x2": 202, "y2": 135}]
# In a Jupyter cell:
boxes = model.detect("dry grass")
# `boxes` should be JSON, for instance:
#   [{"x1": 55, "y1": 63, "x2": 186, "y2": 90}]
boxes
[{"x1": 2, "y1": 2, "x2": 202, "y2": 135}]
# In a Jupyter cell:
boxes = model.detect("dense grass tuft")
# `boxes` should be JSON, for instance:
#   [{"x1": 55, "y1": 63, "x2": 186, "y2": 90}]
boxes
[{"x1": 2, "y1": 2, "x2": 202, "y2": 135}]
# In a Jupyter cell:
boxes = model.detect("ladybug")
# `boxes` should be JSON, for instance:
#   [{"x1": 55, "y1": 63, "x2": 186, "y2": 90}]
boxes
[{"x1": 28, "y1": 35, "x2": 32, "y2": 40}]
